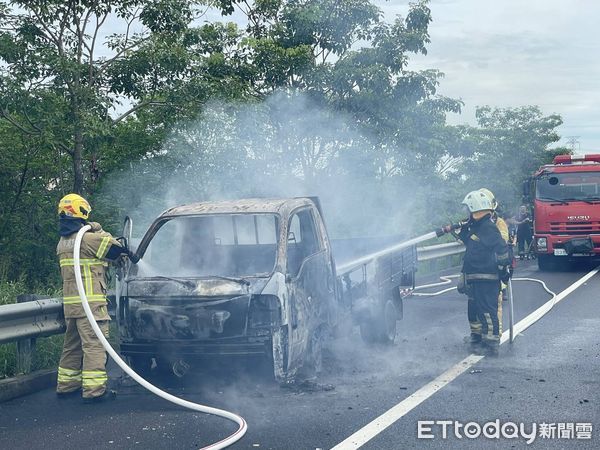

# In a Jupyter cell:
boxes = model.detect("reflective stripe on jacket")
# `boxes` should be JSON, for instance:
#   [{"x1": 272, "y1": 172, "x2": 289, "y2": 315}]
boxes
[{"x1": 56, "y1": 224, "x2": 123, "y2": 319}]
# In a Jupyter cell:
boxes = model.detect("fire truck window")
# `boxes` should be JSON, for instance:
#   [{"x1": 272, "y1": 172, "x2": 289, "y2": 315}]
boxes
[{"x1": 537, "y1": 172, "x2": 600, "y2": 201}]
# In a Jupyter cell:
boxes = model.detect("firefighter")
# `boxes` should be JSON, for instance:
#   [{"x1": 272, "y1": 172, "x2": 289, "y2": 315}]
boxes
[
  {"x1": 479, "y1": 188, "x2": 510, "y2": 335},
  {"x1": 56, "y1": 193, "x2": 134, "y2": 402},
  {"x1": 457, "y1": 190, "x2": 511, "y2": 356}
]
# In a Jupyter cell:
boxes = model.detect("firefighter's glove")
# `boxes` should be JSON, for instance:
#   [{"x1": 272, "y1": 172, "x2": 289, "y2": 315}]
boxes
[
  {"x1": 88, "y1": 222, "x2": 103, "y2": 232},
  {"x1": 437, "y1": 221, "x2": 468, "y2": 237},
  {"x1": 499, "y1": 265, "x2": 512, "y2": 283},
  {"x1": 127, "y1": 249, "x2": 140, "y2": 264},
  {"x1": 453, "y1": 219, "x2": 471, "y2": 232},
  {"x1": 441, "y1": 224, "x2": 454, "y2": 234}
]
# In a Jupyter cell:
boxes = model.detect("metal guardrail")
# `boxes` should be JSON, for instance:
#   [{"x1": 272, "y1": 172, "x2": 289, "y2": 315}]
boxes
[
  {"x1": 417, "y1": 241, "x2": 465, "y2": 261},
  {"x1": 0, "y1": 296, "x2": 65, "y2": 345}
]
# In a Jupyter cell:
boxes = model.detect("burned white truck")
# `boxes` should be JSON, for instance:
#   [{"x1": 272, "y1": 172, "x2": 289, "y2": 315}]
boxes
[{"x1": 116, "y1": 197, "x2": 417, "y2": 383}]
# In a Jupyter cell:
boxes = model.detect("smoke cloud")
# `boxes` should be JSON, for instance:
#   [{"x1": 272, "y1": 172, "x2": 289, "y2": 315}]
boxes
[{"x1": 100, "y1": 90, "x2": 421, "y2": 242}]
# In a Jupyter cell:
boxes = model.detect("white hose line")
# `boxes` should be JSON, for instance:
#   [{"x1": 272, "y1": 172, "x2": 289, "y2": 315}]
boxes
[
  {"x1": 412, "y1": 275, "x2": 556, "y2": 299},
  {"x1": 412, "y1": 274, "x2": 460, "y2": 296},
  {"x1": 74, "y1": 225, "x2": 247, "y2": 450},
  {"x1": 412, "y1": 286, "x2": 458, "y2": 297},
  {"x1": 512, "y1": 277, "x2": 557, "y2": 299},
  {"x1": 411, "y1": 274, "x2": 558, "y2": 343},
  {"x1": 413, "y1": 274, "x2": 460, "y2": 291}
]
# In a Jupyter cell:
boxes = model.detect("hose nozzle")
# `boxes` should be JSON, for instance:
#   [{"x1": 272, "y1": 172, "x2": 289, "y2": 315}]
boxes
[{"x1": 435, "y1": 222, "x2": 463, "y2": 237}]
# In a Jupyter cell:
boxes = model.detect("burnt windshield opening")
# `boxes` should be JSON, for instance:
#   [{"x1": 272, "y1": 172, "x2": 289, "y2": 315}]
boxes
[
  {"x1": 135, "y1": 214, "x2": 279, "y2": 278},
  {"x1": 536, "y1": 171, "x2": 600, "y2": 202}
]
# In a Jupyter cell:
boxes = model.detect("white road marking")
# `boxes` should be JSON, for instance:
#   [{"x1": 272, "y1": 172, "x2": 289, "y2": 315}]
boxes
[
  {"x1": 331, "y1": 267, "x2": 599, "y2": 450},
  {"x1": 502, "y1": 269, "x2": 598, "y2": 343}
]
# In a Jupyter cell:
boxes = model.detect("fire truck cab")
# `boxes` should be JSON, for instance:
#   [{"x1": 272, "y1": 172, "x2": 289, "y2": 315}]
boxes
[{"x1": 527, "y1": 154, "x2": 600, "y2": 270}]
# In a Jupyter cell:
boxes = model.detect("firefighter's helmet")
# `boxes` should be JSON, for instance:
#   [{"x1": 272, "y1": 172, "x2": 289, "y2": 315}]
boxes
[
  {"x1": 478, "y1": 188, "x2": 498, "y2": 210},
  {"x1": 58, "y1": 194, "x2": 91, "y2": 220},
  {"x1": 462, "y1": 190, "x2": 493, "y2": 213}
]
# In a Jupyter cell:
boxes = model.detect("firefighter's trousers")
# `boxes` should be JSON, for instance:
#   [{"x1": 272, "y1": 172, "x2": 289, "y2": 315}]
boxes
[
  {"x1": 57, "y1": 318, "x2": 109, "y2": 398},
  {"x1": 467, "y1": 280, "x2": 501, "y2": 342}
]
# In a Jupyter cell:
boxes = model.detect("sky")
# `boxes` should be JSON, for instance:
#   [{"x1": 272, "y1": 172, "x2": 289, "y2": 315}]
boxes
[{"x1": 376, "y1": 0, "x2": 600, "y2": 153}]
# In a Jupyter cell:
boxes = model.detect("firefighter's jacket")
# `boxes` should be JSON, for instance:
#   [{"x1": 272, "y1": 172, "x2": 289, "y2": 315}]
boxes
[
  {"x1": 495, "y1": 216, "x2": 509, "y2": 243},
  {"x1": 57, "y1": 221, "x2": 125, "y2": 320},
  {"x1": 458, "y1": 214, "x2": 510, "y2": 281}
]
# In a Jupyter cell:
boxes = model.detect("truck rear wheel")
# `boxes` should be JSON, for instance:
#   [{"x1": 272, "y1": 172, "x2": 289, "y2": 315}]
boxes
[{"x1": 360, "y1": 300, "x2": 397, "y2": 345}]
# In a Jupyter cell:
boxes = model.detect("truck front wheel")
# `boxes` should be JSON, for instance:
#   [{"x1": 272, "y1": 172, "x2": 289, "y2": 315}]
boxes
[{"x1": 537, "y1": 254, "x2": 555, "y2": 271}]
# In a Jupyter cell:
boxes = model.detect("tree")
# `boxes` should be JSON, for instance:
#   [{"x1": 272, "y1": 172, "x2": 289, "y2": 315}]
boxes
[
  {"x1": 210, "y1": 0, "x2": 462, "y2": 180},
  {"x1": 457, "y1": 106, "x2": 565, "y2": 213},
  {"x1": 0, "y1": 0, "x2": 225, "y2": 194}
]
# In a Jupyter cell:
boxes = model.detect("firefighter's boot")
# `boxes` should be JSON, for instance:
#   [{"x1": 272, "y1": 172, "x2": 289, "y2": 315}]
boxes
[
  {"x1": 482, "y1": 338, "x2": 499, "y2": 357},
  {"x1": 464, "y1": 333, "x2": 483, "y2": 353}
]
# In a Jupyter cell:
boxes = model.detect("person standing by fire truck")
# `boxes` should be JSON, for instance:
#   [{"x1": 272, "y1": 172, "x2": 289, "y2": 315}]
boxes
[
  {"x1": 457, "y1": 190, "x2": 511, "y2": 356},
  {"x1": 56, "y1": 194, "x2": 135, "y2": 402},
  {"x1": 515, "y1": 205, "x2": 533, "y2": 259}
]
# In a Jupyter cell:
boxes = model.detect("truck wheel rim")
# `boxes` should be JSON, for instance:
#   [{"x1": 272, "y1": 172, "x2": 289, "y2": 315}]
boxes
[{"x1": 384, "y1": 300, "x2": 396, "y2": 340}]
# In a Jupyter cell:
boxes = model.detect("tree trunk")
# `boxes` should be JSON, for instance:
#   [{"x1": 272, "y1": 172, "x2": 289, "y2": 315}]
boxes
[
  {"x1": 72, "y1": 125, "x2": 84, "y2": 194},
  {"x1": 70, "y1": 79, "x2": 84, "y2": 194}
]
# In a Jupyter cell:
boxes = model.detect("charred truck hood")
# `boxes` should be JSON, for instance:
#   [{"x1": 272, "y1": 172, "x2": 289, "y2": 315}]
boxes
[{"x1": 123, "y1": 276, "x2": 282, "y2": 341}]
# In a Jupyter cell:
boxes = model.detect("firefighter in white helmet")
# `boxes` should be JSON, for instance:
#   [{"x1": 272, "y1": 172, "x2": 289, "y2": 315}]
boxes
[
  {"x1": 56, "y1": 193, "x2": 136, "y2": 402},
  {"x1": 479, "y1": 188, "x2": 511, "y2": 331},
  {"x1": 456, "y1": 190, "x2": 511, "y2": 356}
]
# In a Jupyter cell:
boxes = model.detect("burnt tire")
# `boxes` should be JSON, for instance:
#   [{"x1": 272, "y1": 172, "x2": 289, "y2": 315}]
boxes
[
  {"x1": 379, "y1": 300, "x2": 398, "y2": 344},
  {"x1": 127, "y1": 355, "x2": 153, "y2": 376},
  {"x1": 360, "y1": 300, "x2": 397, "y2": 345}
]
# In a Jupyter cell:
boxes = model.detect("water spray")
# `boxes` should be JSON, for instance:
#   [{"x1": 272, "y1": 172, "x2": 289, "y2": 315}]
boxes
[
  {"x1": 337, "y1": 230, "x2": 442, "y2": 273},
  {"x1": 336, "y1": 223, "x2": 464, "y2": 274},
  {"x1": 73, "y1": 225, "x2": 247, "y2": 449}
]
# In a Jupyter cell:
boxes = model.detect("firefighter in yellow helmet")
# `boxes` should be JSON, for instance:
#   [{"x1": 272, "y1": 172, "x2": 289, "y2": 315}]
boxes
[
  {"x1": 456, "y1": 190, "x2": 511, "y2": 356},
  {"x1": 56, "y1": 194, "x2": 136, "y2": 402}
]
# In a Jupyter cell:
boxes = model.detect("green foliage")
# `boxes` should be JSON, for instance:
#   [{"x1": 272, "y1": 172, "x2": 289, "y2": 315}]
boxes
[{"x1": 458, "y1": 106, "x2": 565, "y2": 215}]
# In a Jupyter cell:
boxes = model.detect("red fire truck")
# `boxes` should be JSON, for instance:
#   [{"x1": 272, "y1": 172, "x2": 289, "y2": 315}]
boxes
[{"x1": 526, "y1": 154, "x2": 600, "y2": 270}]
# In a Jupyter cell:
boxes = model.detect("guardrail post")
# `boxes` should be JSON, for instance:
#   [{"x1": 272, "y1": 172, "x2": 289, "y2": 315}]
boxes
[{"x1": 15, "y1": 294, "x2": 50, "y2": 374}]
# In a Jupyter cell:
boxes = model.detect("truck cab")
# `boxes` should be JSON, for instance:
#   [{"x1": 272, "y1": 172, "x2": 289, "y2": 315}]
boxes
[
  {"x1": 117, "y1": 198, "x2": 337, "y2": 383},
  {"x1": 529, "y1": 154, "x2": 600, "y2": 270}
]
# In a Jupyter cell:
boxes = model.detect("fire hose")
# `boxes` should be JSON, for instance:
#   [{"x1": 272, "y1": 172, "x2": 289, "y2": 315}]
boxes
[
  {"x1": 412, "y1": 274, "x2": 557, "y2": 343},
  {"x1": 73, "y1": 225, "x2": 247, "y2": 449}
]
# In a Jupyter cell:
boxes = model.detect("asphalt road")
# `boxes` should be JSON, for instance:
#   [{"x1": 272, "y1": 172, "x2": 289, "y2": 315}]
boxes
[{"x1": 1, "y1": 259, "x2": 598, "y2": 449}]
